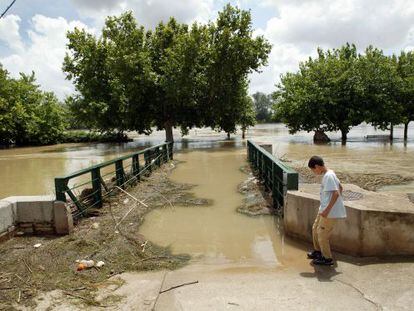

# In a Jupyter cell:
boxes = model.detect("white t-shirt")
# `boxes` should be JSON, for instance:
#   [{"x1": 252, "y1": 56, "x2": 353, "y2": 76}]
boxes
[{"x1": 319, "y1": 170, "x2": 347, "y2": 218}]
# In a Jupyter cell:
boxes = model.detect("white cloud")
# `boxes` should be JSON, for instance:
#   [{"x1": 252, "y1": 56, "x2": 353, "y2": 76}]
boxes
[
  {"x1": 0, "y1": 14, "x2": 24, "y2": 52},
  {"x1": 4, "y1": 0, "x2": 414, "y2": 98},
  {"x1": 261, "y1": 0, "x2": 414, "y2": 49},
  {"x1": 249, "y1": 42, "x2": 312, "y2": 95},
  {"x1": 248, "y1": 0, "x2": 414, "y2": 95},
  {"x1": 71, "y1": 0, "x2": 214, "y2": 29},
  {"x1": 0, "y1": 15, "x2": 93, "y2": 99}
]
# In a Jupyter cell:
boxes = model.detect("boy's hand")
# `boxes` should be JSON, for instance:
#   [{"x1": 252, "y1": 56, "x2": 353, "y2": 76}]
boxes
[{"x1": 319, "y1": 209, "x2": 330, "y2": 218}]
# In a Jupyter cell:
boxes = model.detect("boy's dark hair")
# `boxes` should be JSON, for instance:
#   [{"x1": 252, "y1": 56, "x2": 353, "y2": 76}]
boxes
[{"x1": 308, "y1": 156, "x2": 324, "y2": 168}]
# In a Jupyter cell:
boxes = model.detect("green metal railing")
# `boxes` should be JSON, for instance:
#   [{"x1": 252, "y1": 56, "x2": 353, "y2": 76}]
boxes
[
  {"x1": 247, "y1": 140, "x2": 298, "y2": 210},
  {"x1": 55, "y1": 142, "x2": 173, "y2": 219}
]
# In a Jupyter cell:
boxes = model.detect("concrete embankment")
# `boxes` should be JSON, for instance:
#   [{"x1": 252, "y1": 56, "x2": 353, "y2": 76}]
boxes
[
  {"x1": 284, "y1": 183, "x2": 414, "y2": 256},
  {"x1": 0, "y1": 196, "x2": 73, "y2": 239}
]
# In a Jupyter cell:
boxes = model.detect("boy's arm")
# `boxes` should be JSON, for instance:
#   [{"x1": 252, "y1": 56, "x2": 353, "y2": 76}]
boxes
[{"x1": 320, "y1": 190, "x2": 340, "y2": 218}]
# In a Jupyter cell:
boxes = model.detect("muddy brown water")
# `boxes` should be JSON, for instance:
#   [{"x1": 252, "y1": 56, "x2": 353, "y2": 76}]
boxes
[
  {"x1": 1, "y1": 123, "x2": 413, "y2": 199},
  {"x1": 139, "y1": 149, "x2": 308, "y2": 268},
  {"x1": 1, "y1": 123, "x2": 413, "y2": 269}
]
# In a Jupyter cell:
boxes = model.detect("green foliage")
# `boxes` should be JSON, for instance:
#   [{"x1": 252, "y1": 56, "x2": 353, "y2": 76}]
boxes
[
  {"x1": 393, "y1": 51, "x2": 414, "y2": 126},
  {"x1": 357, "y1": 46, "x2": 403, "y2": 130},
  {"x1": 239, "y1": 93, "x2": 256, "y2": 131},
  {"x1": 0, "y1": 65, "x2": 67, "y2": 146},
  {"x1": 147, "y1": 18, "x2": 209, "y2": 139},
  {"x1": 204, "y1": 4, "x2": 271, "y2": 136},
  {"x1": 64, "y1": 12, "x2": 154, "y2": 135},
  {"x1": 274, "y1": 43, "x2": 412, "y2": 142},
  {"x1": 64, "y1": 6, "x2": 270, "y2": 141},
  {"x1": 252, "y1": 92, "x2": 273, "y2": 122}
]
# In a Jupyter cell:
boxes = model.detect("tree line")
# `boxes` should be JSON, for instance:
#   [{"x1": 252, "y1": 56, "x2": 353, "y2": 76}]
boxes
[
  {"x1": 0, "y1": 66, "x2": 67, "y2": 145},
  {"x1": 274, "y1": 43, "x2": 414, "y2": 143},
  {"x1": 0, "y1": 5, "x2": 270, "y2": 146},
  {"x1": 64, "y1": 4, "x2": 271, "y2": 142}
]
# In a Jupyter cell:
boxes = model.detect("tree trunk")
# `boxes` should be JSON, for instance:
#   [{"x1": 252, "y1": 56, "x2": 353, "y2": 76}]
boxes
[
  {"x1": 390, "y1": 123, "x2": 394, "y2": 141},
  {"x1": 404, "y1": 122, "x2": 409, "y2": 141},
  {"x1": 164, "y1": 120, "x2": 173, "y2": 142},
  {"x1": 313, "y1": 130, "x2": 330, "y2": 144},
  {"x1": 340, "y1": 129, "x2": 348, "y2": 145},
  {"x1": 242, "y1": 128, "x2": 246, "y2": 139},
  {"x1": 227, "y1": 132, "x2": 230, "y2": 139}
]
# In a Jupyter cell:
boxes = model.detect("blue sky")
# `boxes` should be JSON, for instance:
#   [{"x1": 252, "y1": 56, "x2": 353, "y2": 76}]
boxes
[{"x1": 1, "y1": 0, "x2": 414, "y2": 99}]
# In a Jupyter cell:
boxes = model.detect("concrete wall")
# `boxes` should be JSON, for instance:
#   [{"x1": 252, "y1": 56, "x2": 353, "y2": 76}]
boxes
[
  {"x1": 284, "y1": 191, "x2": 414, "y2": 257},
  {"x1": 0, "y1": 196, "x2": 73, "y2": 238}
]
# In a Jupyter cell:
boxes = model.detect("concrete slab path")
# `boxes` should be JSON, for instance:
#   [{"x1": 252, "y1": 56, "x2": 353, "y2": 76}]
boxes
[{"x1": 93, "y1": 256, "x2": 414, "y2": 311}]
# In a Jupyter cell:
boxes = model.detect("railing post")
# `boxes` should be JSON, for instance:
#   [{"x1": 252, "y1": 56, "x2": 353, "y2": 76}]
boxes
[
  {"x1": 169, "y1": 142, "x2": 174, "y2": 160},
  {"x1": 165, "y1": 144, "x2": 170, "y2": 162},
  {"x1": 91, "y1": 168, "x2": 102, "y2": 208},
  {"x1": 278, "y1": 167, "x2": 284, "y2": 209},
  {"x1": 115, "y1": 160, "x2": 125, "y2": 188},
  {"x1": 55, "y1": 178, "x2": 68, "y2": 202},
  {"x1": 156, "y1": 147, "x2": 161, "y2": 167},
  {"x1": 132, "y1": 154, "x2": 140, "y2": 181},
  {"x1": 272, "y1": 163, "x2": 277, "y2": 209},
  {"x1": 144, "y1": 150, "x2": 151, "y2": 173}
]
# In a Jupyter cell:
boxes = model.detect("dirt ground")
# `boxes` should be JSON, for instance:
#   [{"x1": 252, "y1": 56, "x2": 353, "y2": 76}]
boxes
[
  {"x1": 0, "y1": 161, "x2": 210, "y2": 310},
  {"x1": 293, "y1": 165, "x2": 413, "y2": 192}
]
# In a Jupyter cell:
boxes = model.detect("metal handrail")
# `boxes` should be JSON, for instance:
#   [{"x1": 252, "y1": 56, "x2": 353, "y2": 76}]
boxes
[
  {"x1": 247, "y1": 140, "x2": 298, "y2": 210},
  {"x1": 54, "y1": 141, "x2": 174, "y2": 218}
]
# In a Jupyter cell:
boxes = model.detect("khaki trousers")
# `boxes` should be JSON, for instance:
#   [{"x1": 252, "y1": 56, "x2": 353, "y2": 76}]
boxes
[{"x1": 312, "y1": 215, "x2": 336, "y2": 259}]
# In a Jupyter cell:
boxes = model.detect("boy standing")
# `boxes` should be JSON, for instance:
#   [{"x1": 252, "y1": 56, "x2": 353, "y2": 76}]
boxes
[{"x1": 306, "y1": 156, "x2": 346, "y2": 266}]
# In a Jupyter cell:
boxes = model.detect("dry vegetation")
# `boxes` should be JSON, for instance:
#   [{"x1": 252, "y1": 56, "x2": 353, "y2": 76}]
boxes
[{"x1": 0, "y1": 161, "x2": 210, "y2": 310}]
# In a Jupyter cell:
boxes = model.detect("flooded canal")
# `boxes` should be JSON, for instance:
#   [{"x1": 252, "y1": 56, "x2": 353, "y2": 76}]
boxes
[
  {"x1": 0, "y1": 123, "x2": 413, "y2": 199},
  {"x1": 139, "y1": 149, "x2": 307, "y2": 268}
]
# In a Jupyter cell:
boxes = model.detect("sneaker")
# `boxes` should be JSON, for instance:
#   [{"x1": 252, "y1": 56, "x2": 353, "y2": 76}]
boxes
[
  {"x1": 307, "y1": 250, "x2": 322, "y2": 259},
  {"x1": 312, "y1": 256, "x2": 334, "y2": 266}
]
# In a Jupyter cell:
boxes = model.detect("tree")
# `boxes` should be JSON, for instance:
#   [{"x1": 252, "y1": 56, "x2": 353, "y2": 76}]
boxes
[
  {"x1": 357, "y1": 46, "x2": 403, "y2": 140},
  {"x1": 63, "y1": 6, "x2": 270, "y2": 141},
  {"x1": 0, "y1": 64, "x2": 67, "y2": 145},
  {"x1": 393, "y1": 51, "x2": 414, "y2": 141},
  {"x1": 203, "y1": 4, "x2": 271, "y2": 138},
  {"x1": 252, "y1": 92, "x2": 273, "y2": 122},
  {"x1": 275, "y1": 44, "x2": 365, "y2": 144},
  {"x1": 147, "y1": 19, "x2": 210, "y2": 141},
  {"x1": 63, "y1": 12, "x2": 154, "y2": 135},
  {"x1": 239, "y1": 92, "x2": 256, "y2": 139}
]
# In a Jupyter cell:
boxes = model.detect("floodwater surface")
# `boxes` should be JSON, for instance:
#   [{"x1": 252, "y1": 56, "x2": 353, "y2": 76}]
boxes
[
  {"x1": 1, "y1": 123, "x2": 414, "y2": 198},
  {"x1": 139, "y1": 149, "x2": 307, "y2": 268}
]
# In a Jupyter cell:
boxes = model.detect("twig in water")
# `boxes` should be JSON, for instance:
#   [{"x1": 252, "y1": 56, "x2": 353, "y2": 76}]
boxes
[
  {"x1": 228, "y1": 302, "x2": 240, "y2": 306},
  {"x1": 159, "y1": 281, "x2": 199, "y2": 294}
]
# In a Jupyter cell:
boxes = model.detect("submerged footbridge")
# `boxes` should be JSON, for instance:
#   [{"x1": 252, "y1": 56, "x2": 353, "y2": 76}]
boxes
[
  {"x1": 0, "y1": 142, "x2": 174, "y2": 237},
  {"x1": 54, "y1": 142, "x2": 174, "y2": 220},
  {"x1": 247, "y1": 140, "x2": 299, "y2": 210}
]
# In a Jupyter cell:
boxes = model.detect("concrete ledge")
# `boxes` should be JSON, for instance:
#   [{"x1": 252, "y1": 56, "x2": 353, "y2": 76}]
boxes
[
  {"x1": 0, "y1": 196, "x2": 73, "y2": 237},
  {"x1": 284, "y1": 184, "x2": 414, "y2": 257},
  {"x1": 0, "y1": 201, "x2": 16, "y2": 238}
]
